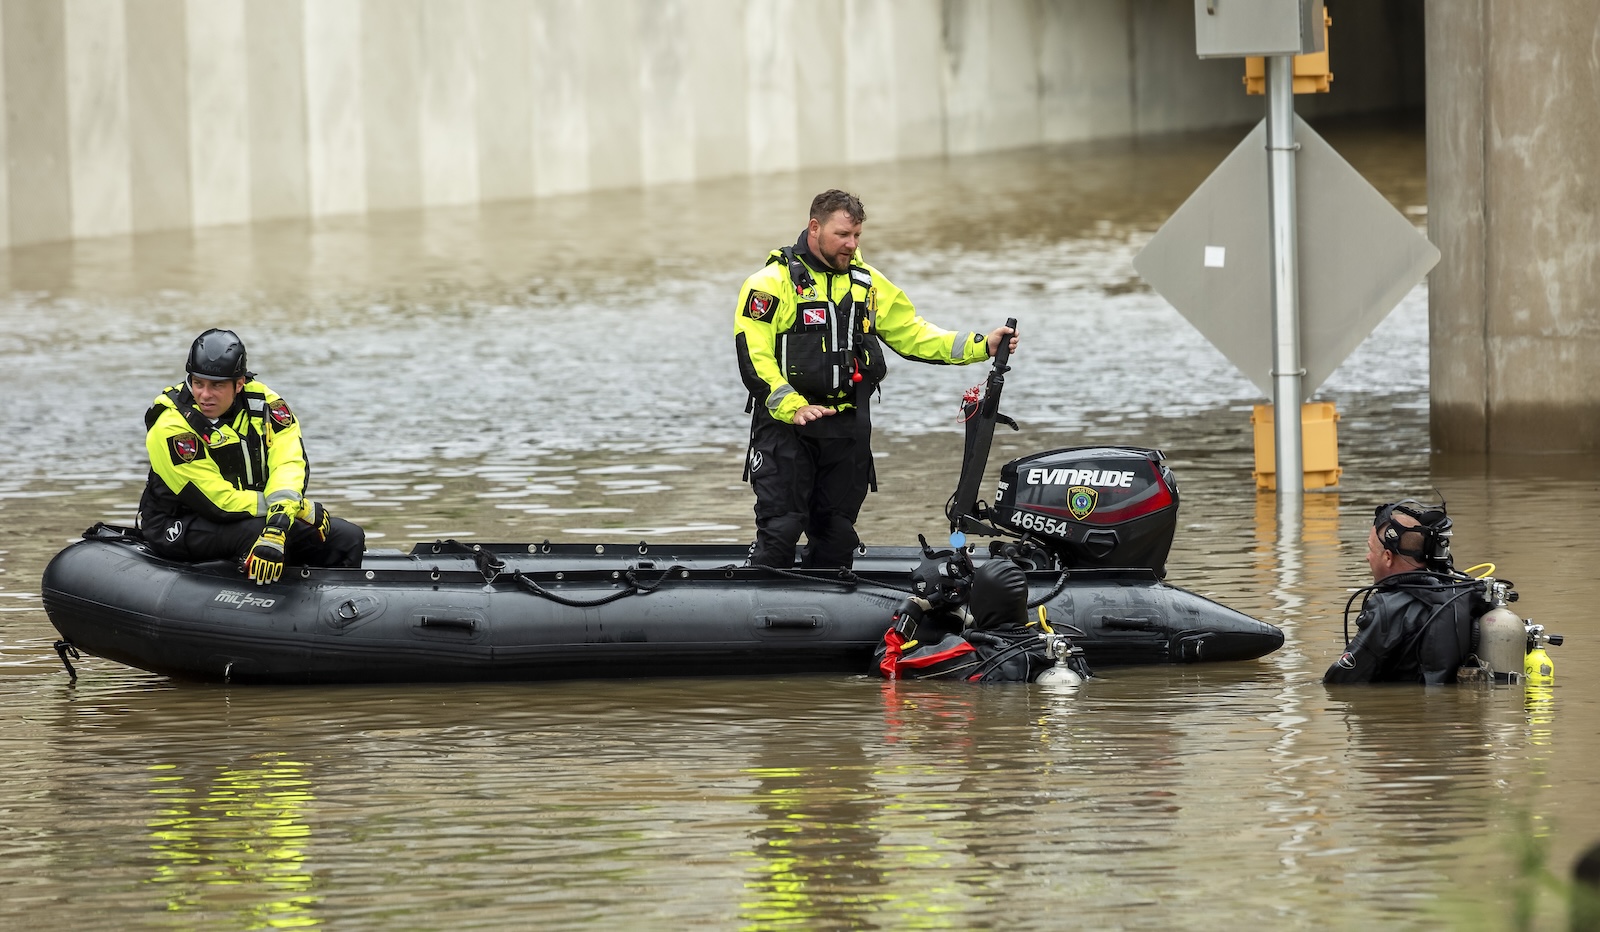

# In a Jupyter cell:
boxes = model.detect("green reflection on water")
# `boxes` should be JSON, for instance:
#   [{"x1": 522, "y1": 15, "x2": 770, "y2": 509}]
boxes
[{"x1": 145, "y1": 758, "x2": 321, "y2": 928}]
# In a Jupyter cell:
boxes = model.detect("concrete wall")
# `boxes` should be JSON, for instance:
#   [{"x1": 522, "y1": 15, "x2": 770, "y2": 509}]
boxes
[
  {"x1": 0, "y1": 0, "x2": 1421, "y2": 249},
  {"x1": 1426, "y1": 0, "x2": 1600, "y2": 452}
]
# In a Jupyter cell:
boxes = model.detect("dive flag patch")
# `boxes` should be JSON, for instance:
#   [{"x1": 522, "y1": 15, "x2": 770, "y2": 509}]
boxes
[
  {"x1": 802, "y1": 307, "x2": 826, "y2": 326},
  {"x1": 744, "y1": 290, "x2": 777, "y2": 321},
  {"x1": 169, "y1": 434, "x2": 203, "y2": 465},
  {"x1": 267, "y1": 399, "x2": 295, "y2": 427}
]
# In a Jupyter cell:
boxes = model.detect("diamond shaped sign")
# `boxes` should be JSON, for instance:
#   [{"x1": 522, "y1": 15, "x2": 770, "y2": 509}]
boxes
[{"x1": 1132, "y1": 115, "x2": 1440, "y2": 399}]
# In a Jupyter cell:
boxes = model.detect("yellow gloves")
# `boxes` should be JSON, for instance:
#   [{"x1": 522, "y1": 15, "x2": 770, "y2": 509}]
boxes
[
  {"x1": 244, "y1": 507, "x2": 293, "y2": 585},
  {"x1": 297, "y1": 499, "x2": 331, "y2": 542}
]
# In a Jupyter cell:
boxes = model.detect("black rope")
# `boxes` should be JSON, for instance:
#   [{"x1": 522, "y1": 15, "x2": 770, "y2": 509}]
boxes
[
  {"x1": 1026, "y1": 569, "x2": 1070, "y2": 610},
  {"x1": 53, "y1": 640, "x2": 80, "y2": 682},
  {"x1": 744, "y1": 563, "x2": 919, "y2": 596},
  {"x1": 507, "y1": 565, "x2": 687, "y2": 609}
]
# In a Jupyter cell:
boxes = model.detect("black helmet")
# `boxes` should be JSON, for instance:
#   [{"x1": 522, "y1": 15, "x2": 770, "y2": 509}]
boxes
[{"x1": 186, "y1": 329, "x2": 249, "y2": 382}]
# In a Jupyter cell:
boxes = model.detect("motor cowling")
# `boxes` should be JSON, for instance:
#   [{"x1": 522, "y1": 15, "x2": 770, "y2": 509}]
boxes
[{"x1": 992, "y1": 446, "x2": 1179, "y2": 577}]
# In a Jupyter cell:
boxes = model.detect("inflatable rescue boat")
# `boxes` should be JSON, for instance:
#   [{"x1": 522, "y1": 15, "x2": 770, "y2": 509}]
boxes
[
  {"x1": 42, "y1": 525, "x2": 1280, "y2": 684},
  {"x1": 41, "y1": 321, "x2": 1284, "y2": 684}
]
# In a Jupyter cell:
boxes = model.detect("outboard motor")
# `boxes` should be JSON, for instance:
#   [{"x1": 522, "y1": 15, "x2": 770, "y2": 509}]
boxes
[{"x1": 991, "y1": 446, "x2": 1179, "y2": 577}]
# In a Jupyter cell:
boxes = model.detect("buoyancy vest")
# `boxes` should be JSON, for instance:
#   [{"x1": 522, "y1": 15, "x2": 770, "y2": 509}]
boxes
[
  {"x1": 749, "y1": 246, "x2": 888, "y2": 405},
  {"x1": 139, "y1": 382, "x2": 307, "y2": 527},
  {"x1": 144, "y1": 385, "x2": 273, "y2": 490}
]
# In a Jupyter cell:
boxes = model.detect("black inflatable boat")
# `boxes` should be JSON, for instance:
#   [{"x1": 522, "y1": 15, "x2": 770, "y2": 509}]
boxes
[
  {"x1": 42, "y1": 528, "x2": 1281, "y2": 684},
  {"x1": 40, "y1": 328, "x2": 1282, "y2": 684}
]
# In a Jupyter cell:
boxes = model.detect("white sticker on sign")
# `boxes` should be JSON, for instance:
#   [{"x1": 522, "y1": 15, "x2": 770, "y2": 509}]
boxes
[{"x1": 1204, "y1": 246, "x2": 1226, "y2": 268}]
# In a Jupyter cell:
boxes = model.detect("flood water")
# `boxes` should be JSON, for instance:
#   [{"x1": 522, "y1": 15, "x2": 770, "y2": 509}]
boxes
[{"x1": 2, "y1": 114, "x2": 1598, "y2": 929}]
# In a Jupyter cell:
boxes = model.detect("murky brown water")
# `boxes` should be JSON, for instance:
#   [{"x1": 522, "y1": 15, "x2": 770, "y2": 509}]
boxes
[{"x1": 3, "y1": 115, "x2": 1597, "y2": 929}]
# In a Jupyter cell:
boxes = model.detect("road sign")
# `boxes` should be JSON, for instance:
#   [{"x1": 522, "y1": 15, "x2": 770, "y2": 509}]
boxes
[{"x1": 1132, "y1": 115, "x2": 1439, "y2": 400}]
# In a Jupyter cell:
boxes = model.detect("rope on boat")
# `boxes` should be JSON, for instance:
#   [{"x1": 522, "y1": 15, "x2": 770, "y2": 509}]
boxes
[
  {"x1": 53, "y1": 640, "x2": 80, "y2": 682},
  {"x1": 746, "y1": 563, "x2": 918, "y2": 596},
  {"x1": 507, "y1": 564, "x2": 686, "y2": 608},
  {"x1": 1026, "y1": 570, "x2": 1070, "y2": 610}
]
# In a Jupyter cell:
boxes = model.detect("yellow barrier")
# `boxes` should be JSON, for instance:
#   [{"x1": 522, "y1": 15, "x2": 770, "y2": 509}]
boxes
[{"x1": 1251, "y1": 402, "x2": 1341, "y2": 491}]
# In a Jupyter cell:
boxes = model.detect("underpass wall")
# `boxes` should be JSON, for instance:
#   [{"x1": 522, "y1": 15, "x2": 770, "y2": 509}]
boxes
[{"x1": 0, "y1": 0, "x2": 1417, "y2": 248}]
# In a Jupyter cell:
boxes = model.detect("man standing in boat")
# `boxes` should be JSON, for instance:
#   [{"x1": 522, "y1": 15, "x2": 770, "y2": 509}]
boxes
[
  {"x1": 138, "y1": 329, "x2": 365, "y2": 583},
  {"x1": 734, "y1": 189, "x2": 1018, "y2": 569}
]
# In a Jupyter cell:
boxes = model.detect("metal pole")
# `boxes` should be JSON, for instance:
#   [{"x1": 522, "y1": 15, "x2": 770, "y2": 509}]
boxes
[{"x1": 1266, "y1": 54, "x2": 1303, "y2": 521}]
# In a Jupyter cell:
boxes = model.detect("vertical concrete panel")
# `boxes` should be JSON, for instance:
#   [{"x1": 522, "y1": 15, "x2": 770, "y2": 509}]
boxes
[
  {"x1": 745, "y1": 0, "x2": 798, "y2": 173},
  {"x1": 186, "y1": 0, "x2": 250, "y2": 227},
  {"x1": 475, "y1": 0, "x2": 533, "y2": 201},
  {"x1": 1129, "y1": 0, "x2": 1255, "y2": 135},
  {"x1": 1040, "y1": 0, "x2": 1134, "y2": 143},
  {"x1": 64, "y1": 0, "x2": 132, "y2": 240},
  {"x1": 639, "y1": 0, "x2": 694, "y2": 186},
  {"x1": 4, "y1": 0, "x2": 73, "y2": 246},
  {"x1": 362, "y1": 0, "x2": 421, "y2": 211},
  {"x1": 529, "y1": 0, "x2": 587, "y2": 196},
  {"x1": 126, "y1": 0, "x2": 191, "y2": 233},
  {"x1": 889, "y1": 0, "x2": 944, "y2": 160},
  {"x1": 844, "y1": 0, "x2": 895, "y2": 165},
  {"x1": 245, "y1": 0, "x2": 308, "y2": 219},
  {"x1": 979, "y1": 0, "x2": 1040, "y2": 150},
  {"x1": 583, "y1": 0, "x2": 640, "y2": 190},
  {"x1": 1424, "y1": 0, "x2": 1487, "y2": 452},
  {"x1": 687, "y1": 0, "x2": 746, "y2": 180},
  {"x1": 420, "y1": 0, "x2": 479, "y2": 206},
  {"x1": 0, "y1": 7, "x2": 7, "y2": 250},
  {"x1": 303, "y1": 0, "x2": 366, "y2": 217},
  {"x1": 942, "y1": 0, "x2": 990, "y2": 155},
  {"x1": 794, "y1": 0, "x2": 842, "y2": 169},
  {"x1": 1480, "y1": 0, "x2": 1600, "y2": 450}
]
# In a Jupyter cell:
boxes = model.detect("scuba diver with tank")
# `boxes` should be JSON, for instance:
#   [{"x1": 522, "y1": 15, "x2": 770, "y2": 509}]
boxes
[
  {"x1": 1324, "y1": 498, "x2": 1563, "y2": 686},
  {"x1": 872, "y1": 314, "x2": 1127, "y2": 686}
]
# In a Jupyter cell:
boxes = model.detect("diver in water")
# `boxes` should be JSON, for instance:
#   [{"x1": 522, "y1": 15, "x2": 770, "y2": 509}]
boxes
[
  {"x1": 875, "y1": 558, "x2": 1081, "y2": 683},
  {"x1": 1323, "y1": 499, "x2": 1478, "y2": 685}
]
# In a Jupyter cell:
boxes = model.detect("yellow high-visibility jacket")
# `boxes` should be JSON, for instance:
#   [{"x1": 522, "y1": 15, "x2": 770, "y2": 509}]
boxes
[
  {"x1": 140, "y1": 380, "x2": 309, "y2": 525},
  {"x1": 735, "y1": 238, "x2": 989, "y2": 424}
]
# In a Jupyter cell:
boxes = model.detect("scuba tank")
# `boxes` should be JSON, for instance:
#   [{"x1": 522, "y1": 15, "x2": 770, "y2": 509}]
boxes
[
  {"x1": 1524, "y1": 623, "x2": 1560, "y2": 686},
  {"x1": 1477, "y1": 579, "x2": 1526, "y2": 682}
]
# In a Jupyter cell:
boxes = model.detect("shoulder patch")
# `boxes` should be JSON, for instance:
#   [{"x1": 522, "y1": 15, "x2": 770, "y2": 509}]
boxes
[
  {"x1": 168, "y1": 434, "x2": 204, "y2": 465},
  {"x1": 743, "y1": 290, "x2": 777, "y2": 321},
  {"x1": 267, "y1": 399, "x2": 295, "y2": 427}
]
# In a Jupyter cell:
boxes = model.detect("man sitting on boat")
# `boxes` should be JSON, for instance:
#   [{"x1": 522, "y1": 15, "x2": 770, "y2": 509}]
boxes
[{"x1": 137, "y1": 329, "x2": 364, "y2": 584}]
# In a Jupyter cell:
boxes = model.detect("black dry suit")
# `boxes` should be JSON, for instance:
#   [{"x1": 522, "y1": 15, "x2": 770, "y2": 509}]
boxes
[
  {"x1": 875, "y1": 560, "x2": 1057, "y2": 683},
  {"x1": 1323, "y1": 572, "x2": 1480, "y2": 685}
]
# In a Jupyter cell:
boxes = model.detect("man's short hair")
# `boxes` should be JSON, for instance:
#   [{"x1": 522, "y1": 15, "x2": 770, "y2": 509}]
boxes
[{"x1": 810, "y1": 189, "x2": 866, "y2": 225}]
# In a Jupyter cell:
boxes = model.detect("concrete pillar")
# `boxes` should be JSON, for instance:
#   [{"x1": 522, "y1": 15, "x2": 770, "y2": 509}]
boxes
[{"x1": 1427, "y1": 0, "x2": 1600, "y2": 452}]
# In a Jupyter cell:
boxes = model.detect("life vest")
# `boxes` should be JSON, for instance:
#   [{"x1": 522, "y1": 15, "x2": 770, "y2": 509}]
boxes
[
  {"x1": 144, "y1": 385, "x2": 275, "y2": 491},
  {"x1": 759, "y1": 246, "x2": 888, "y2": 404}
]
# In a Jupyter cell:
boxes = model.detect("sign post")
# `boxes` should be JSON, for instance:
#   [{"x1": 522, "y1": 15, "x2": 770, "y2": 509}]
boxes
[
  {"x1": 1138, "y1": 2, "x2": 1437, "y2": 528},
  {"x1": 1265, "y1": 54, "x2": 1303, "y2": 519}
]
